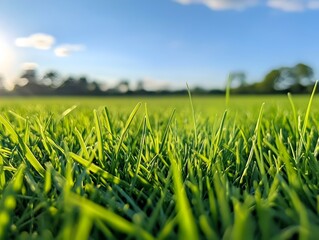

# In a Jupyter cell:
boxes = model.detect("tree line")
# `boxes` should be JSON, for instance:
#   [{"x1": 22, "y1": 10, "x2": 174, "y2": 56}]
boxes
[
  {"x1": 0, "y1": 62, "x2": 316, "y2": 96},
  {"x1": 229, "y1": 63, "x2": 316, "y2": 94}
]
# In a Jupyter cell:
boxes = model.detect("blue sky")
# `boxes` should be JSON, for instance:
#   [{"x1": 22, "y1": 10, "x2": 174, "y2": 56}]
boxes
[{"x1": 0, "y1": 0, "x2": 319, "y2": 90}]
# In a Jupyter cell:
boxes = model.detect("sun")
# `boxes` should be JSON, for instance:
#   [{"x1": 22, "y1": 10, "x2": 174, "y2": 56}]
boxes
[
  {"x1": 0, "y1": 32, "x2": 15, "y2": 89},
  {"x1": 0, "y1": 36, "x2": 9, "y2": 66}
]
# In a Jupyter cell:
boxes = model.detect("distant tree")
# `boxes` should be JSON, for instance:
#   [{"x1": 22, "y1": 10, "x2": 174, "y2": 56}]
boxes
[
  {"x1": 63, "y1": 76, "x2": 77, "y2": 85},
  {"x1": 192, "y1": 86, "x2": 207, "y2": 94},
  {"x1": 78, "y1": 76, "x2": 90, "y2": 92},
  {"x1": 292, "y1": 63, "x2": 314, "y2": 85},
  {"x1": 229, "y1": 71, "x2": 247, "y2": 88},
  {"x1": 259, "y1": 63, "x2": 314, "y2": 93},
  {"x1": 116, "y1": 79, "x2": 130, "y2": 93},
  {"x1": 56, "y1": 76, "x2": 93, "y2": 95},
  {"x1": 41, "y1": 70, "x2": 60, "y2": 87},
  {"x1": 285, "y1": 64, "x2": 313, "y2": 93},
  {"x1": 259, "y1": 69, "x2": 281, "y2": 92},
  {"x1": 0, "y1": 75, "x2": 4, "y2": 89},
  {"x1": 56, "y1": 76, "x2": 76, "y2": 94},
  {"x1": 78, "y1": 76, "x2": 88, "y2": 86},
  {"x1": 136, "y1": 79, "x2": 145, "y2": 91},
  {"x1": 87, "y1": 81, "x2": 100, "y2": 92},
  {"x1": 20, "y1": 69, "x2": 37, "y2": 83}
]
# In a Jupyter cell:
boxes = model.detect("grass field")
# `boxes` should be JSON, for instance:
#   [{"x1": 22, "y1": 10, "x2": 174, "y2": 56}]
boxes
[{"x1": 1, "y1": 92, "x2": 319, "y2": 239}]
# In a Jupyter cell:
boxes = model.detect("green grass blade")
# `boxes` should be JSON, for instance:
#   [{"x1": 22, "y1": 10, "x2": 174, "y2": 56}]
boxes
[
  {"x1": 302, "y1": 80, "x2": 317, "y2": 136},
  {"x1": 58, "y1": 105, "x2": 77, "y2": 121},
  {"x1": 170, "y1": 152, "x2": 199, "y2": 240},
  {"x1": 44, "y1": 164, "x2": 52, "y2": 194},
  {"x1": 69, "y1": 152, "x2": 122, "y2": 185},
  {"x1": 288, "y1": 93, "x2": 298, "y2": 137},
  {"x1": 225, "y1": 73, "x2": 231, "y2": 108},
  {"x1": 231, "y1": 199, "x2": 254, "y2": 240},
  {"x1": 115, "y1": 102, "x2": 141, "y2": 157},
  {"x1": 74, "y1": 127, "x2": 89, "y2": 159},
  {"x1": 158, "y1": 109, "x2": 175, "y2": 155},
  {"x1": 67, "y1": 193, "x2": 154, "y2": 240},
  {"x1": 74, "y1": 210, "x2": 93, "y2": 240},
  {"x1": 103, "y1": 107, "x2": 114, "y2": 140},
  {"x1": 187, "y1": 83, "x2": 198, "y2": 147},
  {"x1": 0, "y1": 155, "x2": 5, "y2": 191},
  {"x1": 93, "y1": 109, "x2": 105, "y2": 167},
  {"x1": 0, "y1": 115, "x2": 45, "y2": 176}
]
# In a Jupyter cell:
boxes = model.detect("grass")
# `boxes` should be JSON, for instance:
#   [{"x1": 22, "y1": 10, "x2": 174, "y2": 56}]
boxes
[{"x1": 1, "y1": 93, "x2": 319, "y2": 239}]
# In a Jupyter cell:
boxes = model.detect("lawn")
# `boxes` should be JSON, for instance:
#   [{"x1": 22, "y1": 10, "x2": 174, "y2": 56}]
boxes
[{"x1": 1, "y1": 92, "x2": 319, "y2": 239}]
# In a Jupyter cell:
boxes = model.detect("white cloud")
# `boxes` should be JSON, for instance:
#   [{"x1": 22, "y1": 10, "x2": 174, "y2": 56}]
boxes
[
  {"x1": 175, "y1": 0, "x2": 258, "y2": 10},
  {"x1": 21, "y1": 62, "x2": 38, "y2": 70},
  {"x1": 175, "y1": 0, "x2": 319, "y2": 11},
  {"x1": 308, "y1": 0, "x2": 319, "y2": 9},
  {"x1": 267, "y1": 0, "x2": 304, "y2": 11},
  {"x1": 15, "y1": 33, "x2": 55, "y2": 50},
  {"x1": 175, "y1": 0, "x2": 193, "y2": 4},
  {"x1": 54, "y1": 44, "x2": 85, "y2": 57},
  {"x1": 267, "y1": 0, "x2": 319, "y2": 11}
]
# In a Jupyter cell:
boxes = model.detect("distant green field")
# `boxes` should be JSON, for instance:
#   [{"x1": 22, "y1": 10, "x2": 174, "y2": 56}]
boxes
[
  {"x1": 1, "y1": 93, "x2": 319, "y2": 239},
  {"x1": 0, "y1": 94, "x2": 315, "y2": 116}
]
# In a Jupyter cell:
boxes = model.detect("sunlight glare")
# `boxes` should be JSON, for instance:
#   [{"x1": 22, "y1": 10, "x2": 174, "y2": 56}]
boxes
[{"x1": 0, "y1": 33, "x2": 15, "y2": 90}]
